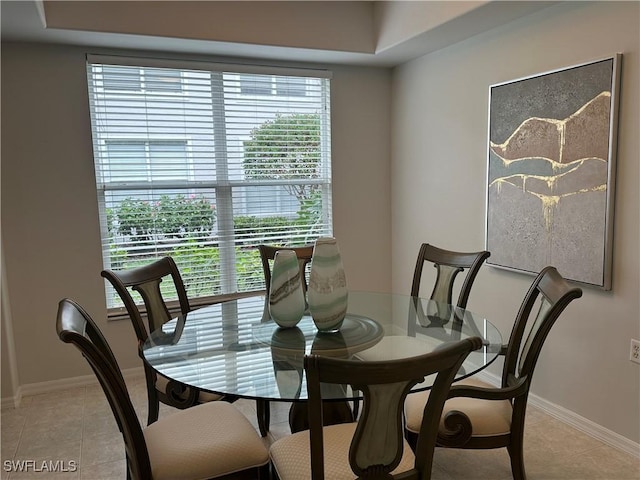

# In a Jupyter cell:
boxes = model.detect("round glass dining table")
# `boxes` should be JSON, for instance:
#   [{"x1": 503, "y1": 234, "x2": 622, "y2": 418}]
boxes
[{"x1": 142, "y1": 291, "x2": 502, "y2": 406}]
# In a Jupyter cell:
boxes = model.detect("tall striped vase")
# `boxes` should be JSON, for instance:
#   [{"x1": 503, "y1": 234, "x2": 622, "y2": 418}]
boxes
[
  {"x1": 308, "y1": 237, "x2": 348, "y2": 332},
  {"x1": 269, "y1": 250, "x2": 305, "y2": 328}
]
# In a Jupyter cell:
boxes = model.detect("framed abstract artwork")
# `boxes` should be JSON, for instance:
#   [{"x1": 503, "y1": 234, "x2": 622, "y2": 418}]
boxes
[{"x1": 485, "y1": 54, "x2": 621, "y2": 290}]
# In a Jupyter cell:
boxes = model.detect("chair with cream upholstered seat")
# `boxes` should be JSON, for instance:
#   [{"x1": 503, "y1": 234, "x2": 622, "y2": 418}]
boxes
[
  {"x1": 404, "y1": 266, "x2": 582, "y2": 480},
  {"x1": 270, "y1": 336, "x2": 483, "y2": 480},
  {"x1": 101, "y1": 256, "x2": 226, "y2": 426},
  {"x1": 56, "y1": 298, "x2": 270, "y2": 480}
]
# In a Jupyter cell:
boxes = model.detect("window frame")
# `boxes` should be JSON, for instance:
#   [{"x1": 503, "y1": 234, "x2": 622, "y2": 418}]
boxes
[{"x1": 87, "y1": 55, "x2": 333, "y2": 315}]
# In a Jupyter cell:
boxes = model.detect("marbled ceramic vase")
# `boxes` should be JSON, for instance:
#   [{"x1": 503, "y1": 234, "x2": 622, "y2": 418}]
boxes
[
  {"x1": 308, "y1": 237, "x2": 348, "y2": 332},
  {"x1": 269, "y1": 249, "x2": 306, "y2": 328}
]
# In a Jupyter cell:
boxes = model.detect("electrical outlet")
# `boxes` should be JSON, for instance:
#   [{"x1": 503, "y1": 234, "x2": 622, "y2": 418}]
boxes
[{"x1": 630, "y1": 339, "x2": 640, "y2": 364}]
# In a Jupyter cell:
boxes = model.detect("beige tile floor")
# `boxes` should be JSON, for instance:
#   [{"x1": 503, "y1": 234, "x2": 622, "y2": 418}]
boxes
[{"x1": 1, "y1": 376, "x2": 638, "y2": 479}]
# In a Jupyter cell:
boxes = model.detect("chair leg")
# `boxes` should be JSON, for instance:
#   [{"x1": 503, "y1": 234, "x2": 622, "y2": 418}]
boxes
[
  {"x1": 508, "y1": 440, "x2": 526, "y2": 480},
  {"x1": 258, "y1": 462, "x2": 271, "y2": 480},
  {"x1": 143, "y1": 367, "x2": 161, "y2": 425},
  {"x1": 147, "y1": 388, "x2": 160, "y2": 425},
  {"x1": 256, "y1": 399, "x2": 270, "y2": 437}
]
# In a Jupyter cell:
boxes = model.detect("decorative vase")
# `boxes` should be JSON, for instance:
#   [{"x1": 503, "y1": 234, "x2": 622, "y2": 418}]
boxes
[
  {"x1": 269, "y1": 249, "x2": 306, "y2": 328},
  {"x1": 308, "y1": 237, "x2": 348, "y2": 332}
]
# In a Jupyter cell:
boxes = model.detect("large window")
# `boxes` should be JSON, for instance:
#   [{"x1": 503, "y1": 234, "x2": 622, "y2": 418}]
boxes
[{"x1": 87, "y1": 56, "x2": 332, "y2": 311}]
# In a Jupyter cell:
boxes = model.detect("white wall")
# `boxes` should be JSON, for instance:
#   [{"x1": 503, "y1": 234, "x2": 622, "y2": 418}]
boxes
[
  {"x1": 391, "y1": 1, "x2": 639, "y2": 444},
  {"x1": 0, "y1": 42, "x2": 391, "y2": 389}
]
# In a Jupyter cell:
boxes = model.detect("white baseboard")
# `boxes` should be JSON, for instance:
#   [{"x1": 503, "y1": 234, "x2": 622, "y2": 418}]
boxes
[
  {"x1": 1, "y1": 367, "x2": 145, "y2": 409},
  {"x1": 1, "y1": 387, "x2": 23, "y2": 410},
  {"x1": 529, "y1": 392, "x2": 640, "y2": 459},
  {"x1": 475, "y1": 370, "x2": 640, "y2": 459}
]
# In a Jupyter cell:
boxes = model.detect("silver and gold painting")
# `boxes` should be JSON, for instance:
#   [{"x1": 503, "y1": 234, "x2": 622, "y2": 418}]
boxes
[{"x1": 485, "y1": 55, "x2": 621, "y2": 289}]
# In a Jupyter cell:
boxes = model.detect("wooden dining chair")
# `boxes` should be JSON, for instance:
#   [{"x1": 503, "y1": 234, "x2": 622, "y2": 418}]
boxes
[
  {"x1": 56, "y1": 298, "x2": 270, "y2": 480},
  {"x1": 257, "y1": 243, "x2": 314, "y2": 435},
  {"x1": 411, "y1": 243, "x2": 490, "y2": 308},
  {"x1": 408, "y1": 243, "x2": 490, "y2": 347},
  {"x1": 259, "y1": 244, "x2": 314, "y2": 301},
  {"x1": 404, "y1": 266, "x2": 583, "y2": 480},
  {"x1": 270, "y1": 336, "x2": 484, "y2": 480},
  {"x1": 101, "y1": 256, "x2": 225, "y2": 425}
]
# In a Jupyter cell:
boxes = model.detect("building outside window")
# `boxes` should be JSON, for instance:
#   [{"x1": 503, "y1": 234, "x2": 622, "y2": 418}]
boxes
[
  {"x1": 239, "y1": 73, "x2": 307, "y2": 97},
  {"x1": 102, "y1": 65, "x2": 183, "y2": 93},
  {"x1": 87, "y1": 56, "x2": 332, "y2": 312},
  {"x1": 104, "y1": 140, "x2": 190, "y2": 182}
]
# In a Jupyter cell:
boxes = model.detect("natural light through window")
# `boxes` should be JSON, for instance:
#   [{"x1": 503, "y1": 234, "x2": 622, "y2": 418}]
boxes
[{"x1": 86, "y1": 55, "x2": 332, "y2": 310}]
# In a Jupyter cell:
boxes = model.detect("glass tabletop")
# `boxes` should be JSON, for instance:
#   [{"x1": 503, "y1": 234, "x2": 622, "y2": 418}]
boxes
[{"x1": 142, "y1": 291, "x2": 502, "y2": 402}]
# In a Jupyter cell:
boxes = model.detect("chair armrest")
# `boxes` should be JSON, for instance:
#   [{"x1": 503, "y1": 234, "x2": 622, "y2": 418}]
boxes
[
  {"x1": 437, "y1": 376, "x2": 528, "y2": 448},
  {"x1": 447, "y1": 375, "x2": 528, "y2": 401}
]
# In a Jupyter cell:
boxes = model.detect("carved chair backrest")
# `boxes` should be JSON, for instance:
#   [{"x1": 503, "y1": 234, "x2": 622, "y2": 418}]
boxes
[
  {"x1": 56, "y1": 299, "x2": 151, "y2": 479},
  {"x1": 502, "y1": 266, "x2": 582, "y2": 390},
  {"x1": 411, "y1": 243, "x2": 490, "y2": 309},
  {"x1": 259, "y1": 244, "x2": 314, "y2": 297},
  {"x1": 101, "y1": 256, "x2": 190, "y2": 343},
  {"x1": 304, "y1": 337, "x2": 483, "y2": 480}
]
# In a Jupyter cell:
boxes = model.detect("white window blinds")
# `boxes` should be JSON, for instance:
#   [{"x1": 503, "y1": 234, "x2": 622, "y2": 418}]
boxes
[{"x1": 86, "y1": 55, "x2": 332, "y2": 309}]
